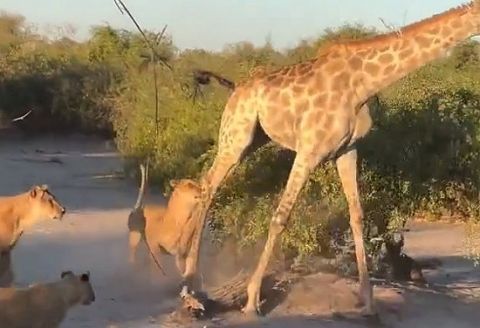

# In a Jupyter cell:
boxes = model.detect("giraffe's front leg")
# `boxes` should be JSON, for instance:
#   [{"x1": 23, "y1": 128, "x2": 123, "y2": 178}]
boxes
[{"x1": 243, "y1": 154, "x2": 315, "y2": 315}]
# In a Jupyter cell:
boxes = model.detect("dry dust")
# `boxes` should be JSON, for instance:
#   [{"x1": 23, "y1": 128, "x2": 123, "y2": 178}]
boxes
[{"x1": 0, "y1": 132, "x2": 479, "y2": 328}]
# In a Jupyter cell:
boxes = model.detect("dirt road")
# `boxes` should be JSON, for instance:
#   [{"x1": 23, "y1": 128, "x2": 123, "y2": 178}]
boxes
[{"x1": 1, "y1": 133, "x2": 479, "y2": 328}]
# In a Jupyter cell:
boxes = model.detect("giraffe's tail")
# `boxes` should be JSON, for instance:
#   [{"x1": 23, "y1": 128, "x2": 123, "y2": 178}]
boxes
[{"x1": 193, "y1": 69, "x2": 235, "y2": 90}]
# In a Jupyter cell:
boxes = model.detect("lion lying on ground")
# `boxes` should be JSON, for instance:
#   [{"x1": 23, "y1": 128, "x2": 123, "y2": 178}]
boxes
[
  {"x1": 0, "y1": 270, "x2": 95, "y2": 328},
  {"x1": 0, "y1": 185, "x2": 66, "y2": 287},
  {"x1": 128, "y1": 163, "x2": 202, "y2": 277}
]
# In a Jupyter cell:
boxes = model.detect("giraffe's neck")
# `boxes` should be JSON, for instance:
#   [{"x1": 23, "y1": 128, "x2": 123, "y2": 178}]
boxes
[{"x1": 339, "y1": 3, "x2": 480, "y2": 102}]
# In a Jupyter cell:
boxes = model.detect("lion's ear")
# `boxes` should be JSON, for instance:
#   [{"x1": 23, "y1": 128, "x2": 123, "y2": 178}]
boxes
[
  {"x1": 169, "y1": 179, "x2": 179, "y2": 188},
  {"x1": 61, "y1": 270, "x2": 74, "y2": 279},
  {"x1": 80, "y1": 273, "x2": 90, "y2": 282}
]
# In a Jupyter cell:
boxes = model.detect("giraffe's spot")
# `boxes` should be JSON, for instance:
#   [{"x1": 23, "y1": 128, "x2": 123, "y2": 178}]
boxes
[
  {"x1": 450, "y1": 19, "x2": 462, "y2": 29},
  {"x1": 315, "y1": 76, "x2": 325, "y2": 89},
  {"x1": 392, "y1": 41, "x2": 403, "y2": 51},
  {"x1": 332, "y1": 72, "x2": 350, "y2": 90},
  {"x1": 268, "y1": 89, "x2": 280, "y2": 101},
  {"x1": 297, "y1": 62, "x2": 313, "y2": 75},
  {"x1": 302, "y1": 135, "x2": 313, "y2": 146},
  {"x1": 268, "y1": 104, "x2": 280, "y2": 113},
  {"x1": 414, "y1": 35, "x2": 432, "y2": 48},
  {"x1": 428, "y1": 26, "x2": 441, "y2": 35},
  {"x1": 364, "y1": 62, "x2": 380, "y2": 76},
  {"x1": 378, "y1": 53, "x2": 394, "y2": 64},
  {"x1": 378, "y1": 46, "x2": 390, "y2": 53},
  {"x1": 323, "y1": 114, "x2": 335, "y2": 130},
  {"x1": 286, "y1": 76, "x2": 296, "y2": 83},
  {"x1": 325, "y1": 59, "x2": 345, "y2": 74},
  {"x1": 278, "y1": 67, "x2": 290, "y2": 75},
  {"x1": 421, "y1": 51, "x2": 433, "y2": 62},
  {"x1": 356, "y1": 49, "x2": 370, "y2": 57},
  {"x1": 366, "y1": 49, "x2": 379, "y2": 60},
  {"x1": 398, "y1": 48, "x2": 414, "y2": 60},
  {"x1": 327, "y1": 50, "x2": 342, "y2": 59},
  {"x1": 307, "y1": 86, "x2": 318, "y2": 96},
  {"x1": 227, "y1": 97, "x2": 239, "y2": 110},
  {"x1": 229, "y1": 128, "x2": 239, "y2": 137},
  {"x1": 287, "y1": 67, "x2": 296, "y2": 77},
  {"x1": 325, "y1": 134, "x2": 338, "y2": 149},
  {"x1": 243, "y1": 125, "x2": 253, "y2": 135},
  {"x1": 272, "y1": 77, "x2": 284, "y2": 87},
  {"x1": 433, "y1": 38, "x2": 441, "y2": 45},
  {"x1": 383, "y1": 64, "x2": 396, "y2": 76},
  {"x1": 453, "y1": 30, "x2": 466, "y2": 40},
  {"x1": 349, "y1": 56, "x2": 363, "y2": 70},
  {"x1": 315, "y1": 129, "x2": 325, "y2": 140},
  {"x1": 441, "y1": 26, "x2": 452, "y2": 37},
  {"x1": 267, "y1": 74, "x2": 277, "y2": 82},
  {"x1": 292, "y1": 85, "x2": 304, "y2": 95},
  {"x1": 297, "y1": 73, "x2": 313, "y2": 85},
  {"x1": 295, "y1": 99, "x2": 309, "y2": 114},
  {"x1": 281, "y1": 93, "x2": 291, "y2": 107},
  {"x1": 429, "y1": 47, "x2": 443, "y2": 58},
  {"x1": 406, "y1": 57, "x2": 420, "y2": 68},
  {"x1": 352, "y1": 77, "x2": 362, "y2": 88},
  {"x1": 278, "y1": 109, "x2": 295, "y2": 128}
]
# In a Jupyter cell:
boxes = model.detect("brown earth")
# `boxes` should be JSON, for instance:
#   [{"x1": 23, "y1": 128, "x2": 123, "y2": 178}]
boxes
[{"x1": 1, "y1": 132, "x2": 479, "y2": 328}]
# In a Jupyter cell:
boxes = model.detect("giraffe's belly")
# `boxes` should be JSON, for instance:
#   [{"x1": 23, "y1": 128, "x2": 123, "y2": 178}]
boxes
[
  {"x1": 350, "y1": 104, "x2": 373, "y2": 145},
  {"x1": 258, "y1": 110, "x2": 297, "y2": 151}
]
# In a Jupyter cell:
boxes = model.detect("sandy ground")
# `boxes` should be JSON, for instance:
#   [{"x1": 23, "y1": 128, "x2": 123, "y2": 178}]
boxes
[{"x1": 1, "y1": 133, "x2": 480, "y2": 328}]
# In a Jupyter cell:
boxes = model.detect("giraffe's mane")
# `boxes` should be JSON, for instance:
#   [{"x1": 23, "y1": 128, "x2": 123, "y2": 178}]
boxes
[{"x1": 318, "y1": 2, "x2": 475, "y2": 55}]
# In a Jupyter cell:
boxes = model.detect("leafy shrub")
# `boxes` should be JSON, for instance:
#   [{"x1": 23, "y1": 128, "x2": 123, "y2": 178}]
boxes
[{"x1": 2, "y1": 13, "x2": 480, "y2": 262}]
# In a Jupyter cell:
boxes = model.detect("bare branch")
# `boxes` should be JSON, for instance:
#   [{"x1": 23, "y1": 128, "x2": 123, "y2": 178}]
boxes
[
  {"x1": 378, "y1": 17, "x2": 402, "y2": 37},
  {"x1": 113, "y1": 0, "x2": 171, "y2": 141},
  {"x1": 113, "y1": 0, "x2": 172, "y2": 71}
]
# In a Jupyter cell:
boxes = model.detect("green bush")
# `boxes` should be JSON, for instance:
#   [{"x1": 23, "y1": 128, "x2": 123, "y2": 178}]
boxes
[{"x1": 2, "y1": 13, "x2": 480, "y2": 261}]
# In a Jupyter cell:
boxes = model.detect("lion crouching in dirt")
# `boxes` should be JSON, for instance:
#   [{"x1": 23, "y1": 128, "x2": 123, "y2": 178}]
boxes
[
  {"x1": 0, "y1": 185, "x2": 66, "y2": 287},
  {"x1": 0, "y1": 270, "x2": 95, "y2": 328},
  {"x1": 127, "y1": 163, "x2": 202, "y2": 277}
]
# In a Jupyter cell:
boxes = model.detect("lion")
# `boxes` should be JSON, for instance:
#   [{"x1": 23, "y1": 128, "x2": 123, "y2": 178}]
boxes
[
  {"x1": 127, "y1": 163, "x2": 202, "y2": 277},
  {"x1": 0, "y1": 270, "x2": 95, "y2": 328},
  {"x1": 0, "y1": 185, "x2": 66, "y2": 287}
]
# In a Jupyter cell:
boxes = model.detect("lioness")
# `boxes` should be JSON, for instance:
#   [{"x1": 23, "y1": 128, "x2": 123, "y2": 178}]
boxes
[
  {"x1": 0, "y1": 185, "x2": 66, "y2": 287},
  {"x1": 0, "y1": 270, "x2": 95, "y2": 328},
  {"x1": 127, "y1": 163, "x2": 202, "y2": 277}
]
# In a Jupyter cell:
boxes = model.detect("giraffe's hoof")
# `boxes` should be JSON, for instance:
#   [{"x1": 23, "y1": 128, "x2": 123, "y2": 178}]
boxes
[
  {"x1": 180, "y1": 274, "x2": 202, "y2": 291},
  {"x1": 359, "y1": 305, "x2": 378, "y2": 319},
  {"x1": 241, "y1": 303, "x2": 262, "y2": 317},
  {"x1": 361, "y1": 311, "x2": 381, "y2": 325}
]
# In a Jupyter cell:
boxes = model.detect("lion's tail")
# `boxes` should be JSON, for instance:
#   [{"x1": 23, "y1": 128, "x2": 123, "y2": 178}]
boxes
[{"x1": 133, "y1": 161, "x2": 148, "y2": 210}]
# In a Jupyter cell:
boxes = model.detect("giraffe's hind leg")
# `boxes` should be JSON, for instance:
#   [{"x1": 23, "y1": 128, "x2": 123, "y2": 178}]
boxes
[
  {"x1": 183, "y1": 107, "x2": 261, "y2": 289},
  {"x1": 336, "y1": 147, "x2": 375, "y2": 315}
]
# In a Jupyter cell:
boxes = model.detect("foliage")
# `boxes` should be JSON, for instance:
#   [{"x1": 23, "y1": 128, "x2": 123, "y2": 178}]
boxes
[{"x1": 2, "y1": 13, "x2": 480, "y2": 262}]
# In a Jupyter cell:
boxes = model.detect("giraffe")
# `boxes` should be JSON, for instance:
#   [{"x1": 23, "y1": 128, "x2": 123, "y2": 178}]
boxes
[{"x1": 181, "y1": 1, "x2": 480, "y2": 316}]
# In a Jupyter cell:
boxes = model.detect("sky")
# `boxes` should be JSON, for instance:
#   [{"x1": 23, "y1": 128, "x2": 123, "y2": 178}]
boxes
[{"x1": 0, "y1": 0, "x2": 469, "y2": 51}]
